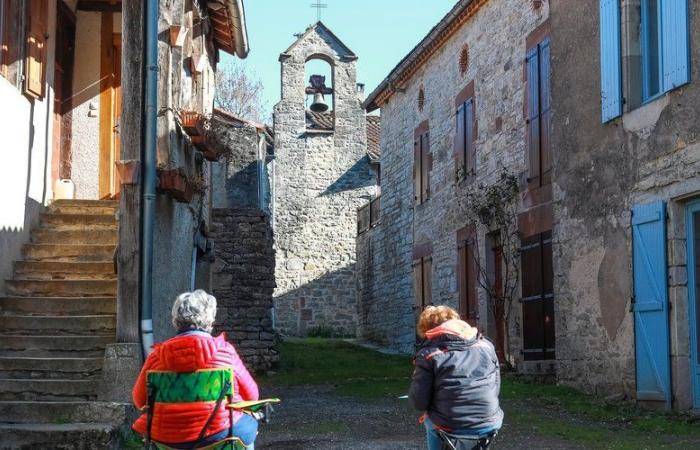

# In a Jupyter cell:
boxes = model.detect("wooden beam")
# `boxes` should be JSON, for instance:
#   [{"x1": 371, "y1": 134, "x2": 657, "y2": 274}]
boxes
[
  {"x1": 77, "y1": 1, "x2": 122, "y2": 12},
  {"x1": 116, "y1": 0, "x2": 143, "y2": 344},
  {"x1": 98, "y1": 12, "x2": 114, "y2": 199}
]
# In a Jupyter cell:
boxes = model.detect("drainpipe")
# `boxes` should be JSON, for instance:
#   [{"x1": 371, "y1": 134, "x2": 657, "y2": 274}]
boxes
[{"x1": 140, "y1": 0, "x2": 158, "y2": 356}]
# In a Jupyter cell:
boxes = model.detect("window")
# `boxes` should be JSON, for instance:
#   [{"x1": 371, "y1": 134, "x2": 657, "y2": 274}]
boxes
[
  {"x1": 24, "y1": 0, "x2": 48, "y2": 99},
  {"x1": 457, "y1": 225, "x2": 478, "y2": 326},
  {"x1": 454, "y1": 81, "x2": 476, "y2": 183},
  {"x1": 414, "y1": 121, "x2": 431, "y2": 205},
  {"x1": 521, "y1": 231, "x2": 555, "y2": 361},
  {"x1": 526, "y1": 37, "x2": 551, "y2": 188},
  {"x1": 600, "y1": 0, "x2": 690, "y2": 122},
  {"x1": 0, "y1": 0, "x2": 22, "y2": 87},
  {"x1": 413, "y1": 244, "x2": 433, "y2": 310}
]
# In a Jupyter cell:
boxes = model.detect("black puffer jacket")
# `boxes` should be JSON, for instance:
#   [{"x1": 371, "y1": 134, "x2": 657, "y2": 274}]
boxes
[{"x1": 409, "y1": 327, "x2": 503, "y2": 431}]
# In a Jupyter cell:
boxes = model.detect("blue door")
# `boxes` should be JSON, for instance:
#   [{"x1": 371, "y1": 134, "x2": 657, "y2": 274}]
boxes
[
  {"x1": 632, "y1": 201, "x2": 671, "y2": 405},
  {"x1": 686, "y1": 201, "x2": 700, "y2": 409}
]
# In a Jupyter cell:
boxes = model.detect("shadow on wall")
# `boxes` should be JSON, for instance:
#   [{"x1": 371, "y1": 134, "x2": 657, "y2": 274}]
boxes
[
  {"x1": 320, "y1": 156, "x2": 377, "y2": 197},
  {"x1": 274, "y1": 263, "x2": 359, "y2": 338},
  {"x1": 225, "y1": 161, "x2": 259, "y2": 208}
]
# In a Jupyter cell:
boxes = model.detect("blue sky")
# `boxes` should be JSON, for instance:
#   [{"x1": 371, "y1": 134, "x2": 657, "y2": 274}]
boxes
[{"x1": 220, "y1": 1, "x2": 457, "y2": 118}]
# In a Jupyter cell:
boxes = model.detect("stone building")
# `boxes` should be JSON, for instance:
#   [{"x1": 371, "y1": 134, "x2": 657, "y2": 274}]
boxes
[
  {"x1": 0, "y1": 0, "x2": 251, "y2": 446},
  {"x1": 359, "y1": 0, "x2": 553, "y2": 375},
  {"x1": 550, "y1": 0, "x2": 700, "y2": 410},
  {"x1": 272, "y1": 22, "x2": 380, "y2": 336},
  {"x1": 209, "y1": 109, "x2": 277, "y2": 371}
]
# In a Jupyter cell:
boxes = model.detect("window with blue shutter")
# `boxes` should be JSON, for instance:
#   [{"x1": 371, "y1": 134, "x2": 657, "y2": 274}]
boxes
[
  {"x1": 599, "y1": 0, "x2": 623, "y2": 122},
  {"x1": 600, "y1": 0, "x2": 691, "y2": 121},
  {"x1": 660, "y1": 0, "x2": 690, "y2": 92}
]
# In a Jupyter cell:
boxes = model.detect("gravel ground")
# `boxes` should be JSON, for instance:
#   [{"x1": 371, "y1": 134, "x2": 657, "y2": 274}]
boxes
[{"x1": 256, "y1": 385, "x2": 587, "y2": 450}]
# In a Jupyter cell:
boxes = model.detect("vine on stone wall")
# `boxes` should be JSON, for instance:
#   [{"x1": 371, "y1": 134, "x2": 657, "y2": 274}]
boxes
[{"x1": 461, "y1": 168, "x2": 520, "y2": 368}]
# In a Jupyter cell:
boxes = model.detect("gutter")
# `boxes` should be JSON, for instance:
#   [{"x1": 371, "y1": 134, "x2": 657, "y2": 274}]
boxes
[
  {"x1": 140, "y1": 0, "x2": 158, "y2": 356},
  {"x1": 227, "y1": 0, "x2": 249, "y2": 58}
]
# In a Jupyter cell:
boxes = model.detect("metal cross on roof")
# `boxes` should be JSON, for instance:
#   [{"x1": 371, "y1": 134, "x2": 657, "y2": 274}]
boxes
[{"x1": 310, "y1": 1, "x2": 327, "y2": 21}]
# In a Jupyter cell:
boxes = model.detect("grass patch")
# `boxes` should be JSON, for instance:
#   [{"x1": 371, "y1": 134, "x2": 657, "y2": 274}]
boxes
[
  {"x1": 502, "y1": 377, "x2": 700, "y2": 447},
  {"x1": 262, "y1": 338, "x2": 412, "y2": 399}
]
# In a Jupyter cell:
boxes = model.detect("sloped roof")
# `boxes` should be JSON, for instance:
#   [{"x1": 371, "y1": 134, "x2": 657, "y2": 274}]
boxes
[
  {"x1": 207, "y1": 0, "x2": 249, "y2": 58},
  {"x1": 366, "y1": 115, "x2": 381, "y2": 163},
  {"x1": 280, "y1": 21, "x2": 357, "y2": 61},
  {"x1": 305, "y1": 110, "x2": 335, "y2": 130}
]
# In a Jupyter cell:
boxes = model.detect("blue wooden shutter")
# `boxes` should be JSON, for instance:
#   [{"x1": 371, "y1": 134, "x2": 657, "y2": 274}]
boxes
[
  {"x1": 599, "y1": 0, "x2": 623, "y2": 122},
  {"x1": 661, "y1": 0, "x2": 690, "y2": 92},
  {"x1": 539, "y1": 39, "x2": 552, "y2": 182},
  {"x1": 632, "y1": 200, "x2": 672, "y2": 404},
  {"x1": 526, "y1": 46, "x2": 541, "y2": 182}
]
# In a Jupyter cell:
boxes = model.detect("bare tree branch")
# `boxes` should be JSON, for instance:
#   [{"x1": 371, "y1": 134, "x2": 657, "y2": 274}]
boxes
[{"x1": 215, "y1": 64, "x2": 268, "y2": 124}]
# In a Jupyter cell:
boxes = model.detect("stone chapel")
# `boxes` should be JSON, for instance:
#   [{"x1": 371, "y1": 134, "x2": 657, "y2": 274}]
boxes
[{"x1": 271, "y1": 22, "x2": 380, "y2": 336}]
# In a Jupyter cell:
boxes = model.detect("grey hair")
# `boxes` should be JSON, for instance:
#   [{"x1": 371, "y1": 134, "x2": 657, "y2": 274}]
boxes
[{"x1": 171, "y1": 290, "x2": 217, "y2": 332}]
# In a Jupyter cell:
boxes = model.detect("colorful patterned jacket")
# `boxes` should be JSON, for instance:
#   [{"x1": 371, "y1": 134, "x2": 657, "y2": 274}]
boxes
[{"x1": 132, "y1": 330, "x2": 259, "y2": 444}]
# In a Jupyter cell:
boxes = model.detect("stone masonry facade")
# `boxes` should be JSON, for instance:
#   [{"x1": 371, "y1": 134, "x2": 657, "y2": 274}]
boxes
[
  {"x1": 357, "y1": 0, "x2": 551, "y2": 367},
  {"x1": 272, "y1": 23, "x2": 377, "y2": 336},
  {"x1": 550, "y1": 0, "x2": 700, "y2": 406},
  {"x1": 211, "y1": 208, "x2": 278, "y2": 372}
]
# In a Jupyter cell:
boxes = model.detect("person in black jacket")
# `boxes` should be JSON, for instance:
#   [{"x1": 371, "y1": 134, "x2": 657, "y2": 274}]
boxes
[{"x1": 409, "y1": 305, "x2": 503, "y2": 450}]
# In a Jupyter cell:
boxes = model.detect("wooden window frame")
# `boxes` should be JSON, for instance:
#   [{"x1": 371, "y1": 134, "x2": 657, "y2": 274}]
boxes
[
  {"x1": 457, "y1": 225, "x2": 478, "y2": 326},
  {"x1": 525, "y1": 25, "x2": 552, "y2": 190},
  {"x1": 454, "y1": 81, "x2": 477, "y2": 184},
  {"x1": 413, "y1": 243, "x2": 433, "y2": 310},
  {"x1": 414, "y1": 120, "x2": 431, "y2": 205}
]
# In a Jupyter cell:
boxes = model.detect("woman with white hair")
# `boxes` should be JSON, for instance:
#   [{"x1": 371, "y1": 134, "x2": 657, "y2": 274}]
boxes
[{"x1": 132, "y1": 290, "x2": 260, "y2": 449}]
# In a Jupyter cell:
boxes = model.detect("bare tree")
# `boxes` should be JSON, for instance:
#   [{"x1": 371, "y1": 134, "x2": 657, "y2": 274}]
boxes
[
  {"x1": 459, "y1": 168, "x2": 520, "y2": 368},
  {"x1": 215, "y1": 64, "x2": 267, "y2": 124}
]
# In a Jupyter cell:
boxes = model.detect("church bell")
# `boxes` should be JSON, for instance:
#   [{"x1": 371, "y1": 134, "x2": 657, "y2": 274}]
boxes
[{"x1": 310, "y1": 92, "x2": 329, "y2": 113}]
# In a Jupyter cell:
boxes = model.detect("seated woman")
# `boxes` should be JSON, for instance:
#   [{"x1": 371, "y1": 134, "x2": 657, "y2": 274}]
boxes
[
  {"x1": 409, "y1": 305, "x2": 503, "y2": 450},
  {"x1": 132, "y1": 290, "x2": 259, "y2": 449}
]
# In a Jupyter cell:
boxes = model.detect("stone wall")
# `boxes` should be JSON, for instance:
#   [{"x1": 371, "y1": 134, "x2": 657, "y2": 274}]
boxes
[
  {"x1": 272, "y1": 23, "x2": 377, "y2": 336},
  {"x1": 357, "y1": 0, "x2": 550, "y2": 362},
  {"x1": 550, "y1": 0, "x2": 700, "y2": 405},
  {"x1": 211, "y1": 208, "x2": 278, "y2": 372}
]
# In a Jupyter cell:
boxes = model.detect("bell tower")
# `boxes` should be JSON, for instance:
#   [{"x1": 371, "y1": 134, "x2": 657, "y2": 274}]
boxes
[{"x1": 272, "y1": 22, "x2": 377, "y2": 337}]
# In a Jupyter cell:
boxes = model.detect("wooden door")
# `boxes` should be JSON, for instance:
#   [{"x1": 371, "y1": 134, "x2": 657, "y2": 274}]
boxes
[
  {"x1": 111, "y1": 34, "x2": 122, "y2": 196},
  {"x1": 98, "y1": 12, "x2": 121, "y2": 199},
  {"x1": 52, "y1": 2, "x2": 76, "y2": 185},
  {"x1": 686, "y1": 201, "x2": 700, "y2": 409}
]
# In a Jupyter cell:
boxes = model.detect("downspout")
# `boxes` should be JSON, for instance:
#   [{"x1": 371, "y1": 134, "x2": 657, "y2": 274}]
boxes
[{"x1": 141, "y1": 0, "x2": 158, "y2": 356}]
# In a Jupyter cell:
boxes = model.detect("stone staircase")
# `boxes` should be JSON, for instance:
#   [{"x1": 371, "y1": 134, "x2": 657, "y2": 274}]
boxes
[{"x1": 0, "y1": 200, "x2": 126, "y2": 449}]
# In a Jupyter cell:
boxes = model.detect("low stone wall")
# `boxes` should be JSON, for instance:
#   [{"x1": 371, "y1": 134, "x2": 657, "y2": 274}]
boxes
[{"x1": 211, "y1": 208, "x2": 278, "y2": 372}]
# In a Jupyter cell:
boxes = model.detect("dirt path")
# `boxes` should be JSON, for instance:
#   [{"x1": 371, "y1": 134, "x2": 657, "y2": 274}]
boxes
[{"x1": 256, "y1": 385, "x2": 588, "y2": 450}]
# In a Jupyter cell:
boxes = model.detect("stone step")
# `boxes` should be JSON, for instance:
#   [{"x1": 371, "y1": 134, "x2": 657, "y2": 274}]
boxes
[
  {"x1": 0, "y1": 379, "x2": 98, "y2": 401},
  {"x1": 0, "y1": 315, "x2": 116, "y2": 336},
  {"x1": 48, "y1": 203, "x2": 118, "y2": 216},
  {"x1": 0, "y1": 357, "x2": 103, "y2": 380},
  {"x1": 0, "y1": 423, "x2": 117, "y2": 449},
  {"x1": 31, "y1": 228, "x2": 118, "y2": 245},
  {"x1": 14, "y1": 261, "x2": 116, "y2": 280},
  {"x1": 0, "y1": 401, "x2": 126, "y2": 425},
  {"x1": 5, "y1": 279, "x2": 116, "y2": 297},
  {"x1": 0, "y1": 335, "x2": 113, "y2": 357},
  {"x1": 0, "y1": 297, "x2": 116, "y2": 316},
  {"x1": 51, "y1": 199, "x2": 119, "y2": 208},
  {"x1": 40, "y1": 213, "x2": 116, "y2": 227},
  {"x1": 22, "y1": 244, "x2": 116, "y2": 262}
]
